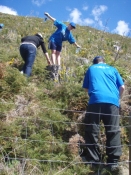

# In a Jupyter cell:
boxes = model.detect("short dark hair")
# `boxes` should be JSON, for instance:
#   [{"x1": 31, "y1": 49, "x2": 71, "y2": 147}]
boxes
[{"x1": 93, "y1": 56, "x2": 104, "y2": 64}]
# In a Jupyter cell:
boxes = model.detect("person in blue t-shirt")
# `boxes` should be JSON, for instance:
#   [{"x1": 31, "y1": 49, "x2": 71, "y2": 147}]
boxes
[
  {"x1": 82, "y1": 56, "x2": 125, "y2": 174},
  {"x1": 44, "y1": 12, "x2": 81, "y2": 67}
]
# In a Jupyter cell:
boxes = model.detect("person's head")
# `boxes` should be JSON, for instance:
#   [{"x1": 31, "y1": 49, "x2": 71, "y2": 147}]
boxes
[
  {"x1": 35, "y1": 33, "x2": 43, "y2": 39},
  {"x1": 0, "y1": 23, "x2": 4, "y2": 28},
  {"x1": 68, "y1": 22, "x2": 76, "y2": 30},
  {"x1": 92, "y1": 56, "x2": 104, "y2": 64}
]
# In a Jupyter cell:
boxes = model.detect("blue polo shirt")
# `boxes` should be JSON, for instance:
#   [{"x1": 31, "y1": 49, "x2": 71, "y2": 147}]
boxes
[
  {"x1": 82, "y1": 63, "x2": 124, "y2": 107},
  {"x1": 49, "y1": 20, "x2": 76, "y2": 46}
]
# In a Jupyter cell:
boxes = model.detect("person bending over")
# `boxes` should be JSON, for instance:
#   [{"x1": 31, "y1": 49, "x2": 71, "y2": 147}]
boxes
[
  {"x1": 44, "y1": 12, "x2": 81, "y2": 67},
  {"x1": 20, "y1": 33, "x2": 51, "y2": 77}
]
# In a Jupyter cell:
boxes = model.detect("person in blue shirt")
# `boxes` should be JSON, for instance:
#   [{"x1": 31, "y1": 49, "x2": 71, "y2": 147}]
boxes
[
  {"x1": 44, "y1": 12, "x2": 80, "y2": 67},
  {"x1": 82, "y1": 56, "x2": 125, "y2": 175}
]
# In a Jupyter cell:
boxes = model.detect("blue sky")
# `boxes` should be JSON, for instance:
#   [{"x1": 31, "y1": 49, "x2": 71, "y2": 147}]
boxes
[{"x1": 0, "y1": 0, "x2": 131, "y2": 36}]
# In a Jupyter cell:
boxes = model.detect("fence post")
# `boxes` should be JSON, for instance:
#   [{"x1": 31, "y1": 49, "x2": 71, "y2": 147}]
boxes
[{"x1": 129, "y1": 112, "x2": 131, "y2": 175}]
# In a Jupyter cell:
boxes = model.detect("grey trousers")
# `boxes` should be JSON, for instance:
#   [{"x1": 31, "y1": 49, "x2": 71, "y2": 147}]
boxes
[{"x1": 84, "y1": 103, "x2": 122, "y2": 165}]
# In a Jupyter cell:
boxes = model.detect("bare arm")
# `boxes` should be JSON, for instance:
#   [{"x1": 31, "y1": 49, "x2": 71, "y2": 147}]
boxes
[
  {"x1": 44, "y1": 12, "x2": 56, "y2": 22},
  {"x1": 119, "y1": 85, "x2": 125, "y2": 99},
  {"x1": 73, "y1": 42, "x2": 81, "y2": 48},
  {"x1": 44, "y1": 52, "x2": 52, "y2": 65}
]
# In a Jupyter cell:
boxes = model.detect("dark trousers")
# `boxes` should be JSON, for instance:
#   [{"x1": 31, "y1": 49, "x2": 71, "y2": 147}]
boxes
[
  {"x1": 84, "y1": 103, "x2": 122, "y2": 164},
  {"x1": 20, "y1": 44, "x2": 36, "y2": 76}
]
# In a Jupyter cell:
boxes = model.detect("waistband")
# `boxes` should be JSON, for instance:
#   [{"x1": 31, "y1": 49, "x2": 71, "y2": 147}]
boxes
[{"x1": 20, "y1": 42, "x2": 37, "y2": 49}]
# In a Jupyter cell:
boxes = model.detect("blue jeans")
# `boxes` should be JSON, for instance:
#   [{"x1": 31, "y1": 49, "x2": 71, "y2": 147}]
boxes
[{"x1": 20, "y1": 44, "x2": 36, "y2": 76}]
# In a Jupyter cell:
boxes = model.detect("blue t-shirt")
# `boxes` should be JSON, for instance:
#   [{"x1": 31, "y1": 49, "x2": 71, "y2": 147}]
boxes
[
  {"x1": 49, "y1": 20, "x2": 76, "y2": 46},
  {"x1": 82, "y1": 63, "x2": 124, "y2": 107}
]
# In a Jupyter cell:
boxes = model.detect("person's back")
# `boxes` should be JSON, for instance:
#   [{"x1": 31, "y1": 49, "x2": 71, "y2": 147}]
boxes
[
  {"x1": 85, "y1": 63, "x2": 123, "y2": 106},
  {"x1": 82, "y1": 56, "x2": 125, "y2": 175},
  {"x1": 21, "y1": 34, "x2": 43, "y2": 48}
]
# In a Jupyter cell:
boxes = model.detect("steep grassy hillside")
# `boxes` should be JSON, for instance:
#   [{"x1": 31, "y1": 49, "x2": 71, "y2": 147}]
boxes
[{"x1": 0, "y1": 12, "x2": 131, "y2": 174}]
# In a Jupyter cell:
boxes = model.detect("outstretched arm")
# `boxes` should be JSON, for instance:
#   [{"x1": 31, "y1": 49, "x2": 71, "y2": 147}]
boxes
[
  {"x1": 44, "y1": 12, "x2": 56, "y2": 22},
  {"x1": 73, "y1": 42, "x2": 81, "y2": 48}
]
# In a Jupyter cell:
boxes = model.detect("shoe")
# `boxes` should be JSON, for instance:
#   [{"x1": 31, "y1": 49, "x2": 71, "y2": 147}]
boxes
[
  {"x1": 101, "y1": 164, "x2": 123, "y2": 175},
  {"x1": 56, "y1": 65, "x2": 61, "y2": 71},
  {"x1": 45, "y1": 65, "x2": 56, "y2": 80}
]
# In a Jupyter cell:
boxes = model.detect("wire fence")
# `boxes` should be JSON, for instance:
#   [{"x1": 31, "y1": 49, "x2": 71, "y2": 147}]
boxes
[{"x1": 0, "y1": 101, "x2": 130, "y2": 174}]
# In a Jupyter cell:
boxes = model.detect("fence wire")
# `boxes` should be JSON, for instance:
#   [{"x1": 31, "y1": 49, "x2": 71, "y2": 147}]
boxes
[{"x1": 0, "y1": 101, "x2": 130, "y2": 174}]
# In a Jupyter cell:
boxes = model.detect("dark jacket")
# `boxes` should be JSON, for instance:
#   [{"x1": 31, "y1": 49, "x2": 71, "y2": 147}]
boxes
[{"x1": 21, "y1": 35, "x2": 47, "y2": 53}]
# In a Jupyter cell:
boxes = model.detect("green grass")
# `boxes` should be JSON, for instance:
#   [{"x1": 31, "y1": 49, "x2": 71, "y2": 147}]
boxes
[{"x1": 0, "y1": 12, "x2": 131, "y2": 174}]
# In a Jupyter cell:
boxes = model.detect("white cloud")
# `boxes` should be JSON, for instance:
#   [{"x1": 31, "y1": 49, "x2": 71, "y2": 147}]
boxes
[
  {"x1": 67, "y1": 5, "x2": 108, "y2": 29},
  {"x1": 82, "y1": 6, "x2": 88, "y2": 11},
  {"x1": 66, "y1": 7, "x2": 72, "y2": 11},
  {"x1": 92, "y1": 5, "x2": 107, "y2": 20},
  {"x1": 32, "y1": 0, "x2": 46, "y2": 6},
  {"x1": 69, "y1": 8, "x2": 82, "y2": 23},
  {"x1": 113, "y1": 20, "x2": 130, "y2": 36},
  {"x1": 0, "y1": 5, "x2": 18, "y2": 15},
  {"x1": 92, "y1": 5, "x2": 107, "y2": 28},
  {"x1": 68, "y1": 8, "x2": 94, "y2": 26},
  {"x1": 83, "y1": 18, "x2": 94, "y2": 25}
]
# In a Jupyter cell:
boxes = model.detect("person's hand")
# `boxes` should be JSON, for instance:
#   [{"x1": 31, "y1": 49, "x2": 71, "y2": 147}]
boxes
[
  {"x1": 47, "y1": 59, "x2": 52, "y2": 65},
  {"x1": 77, "y1": 45, "x2": 81, "y2": 48},
  {"x1": 44, "y1": 12, "x2": 49, "y2": 17}
]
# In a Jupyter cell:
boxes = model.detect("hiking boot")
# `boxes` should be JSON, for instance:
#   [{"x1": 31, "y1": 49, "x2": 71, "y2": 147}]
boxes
[
  {"x1": 45, "y1": 65, "x2": 56, "y2": 80},
  {"x1": 101, "y1": 164, "x2": 123, "y2": 175},
  {"x1": 54, "y1": 65, "x2": 61, "y2": 82}
]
